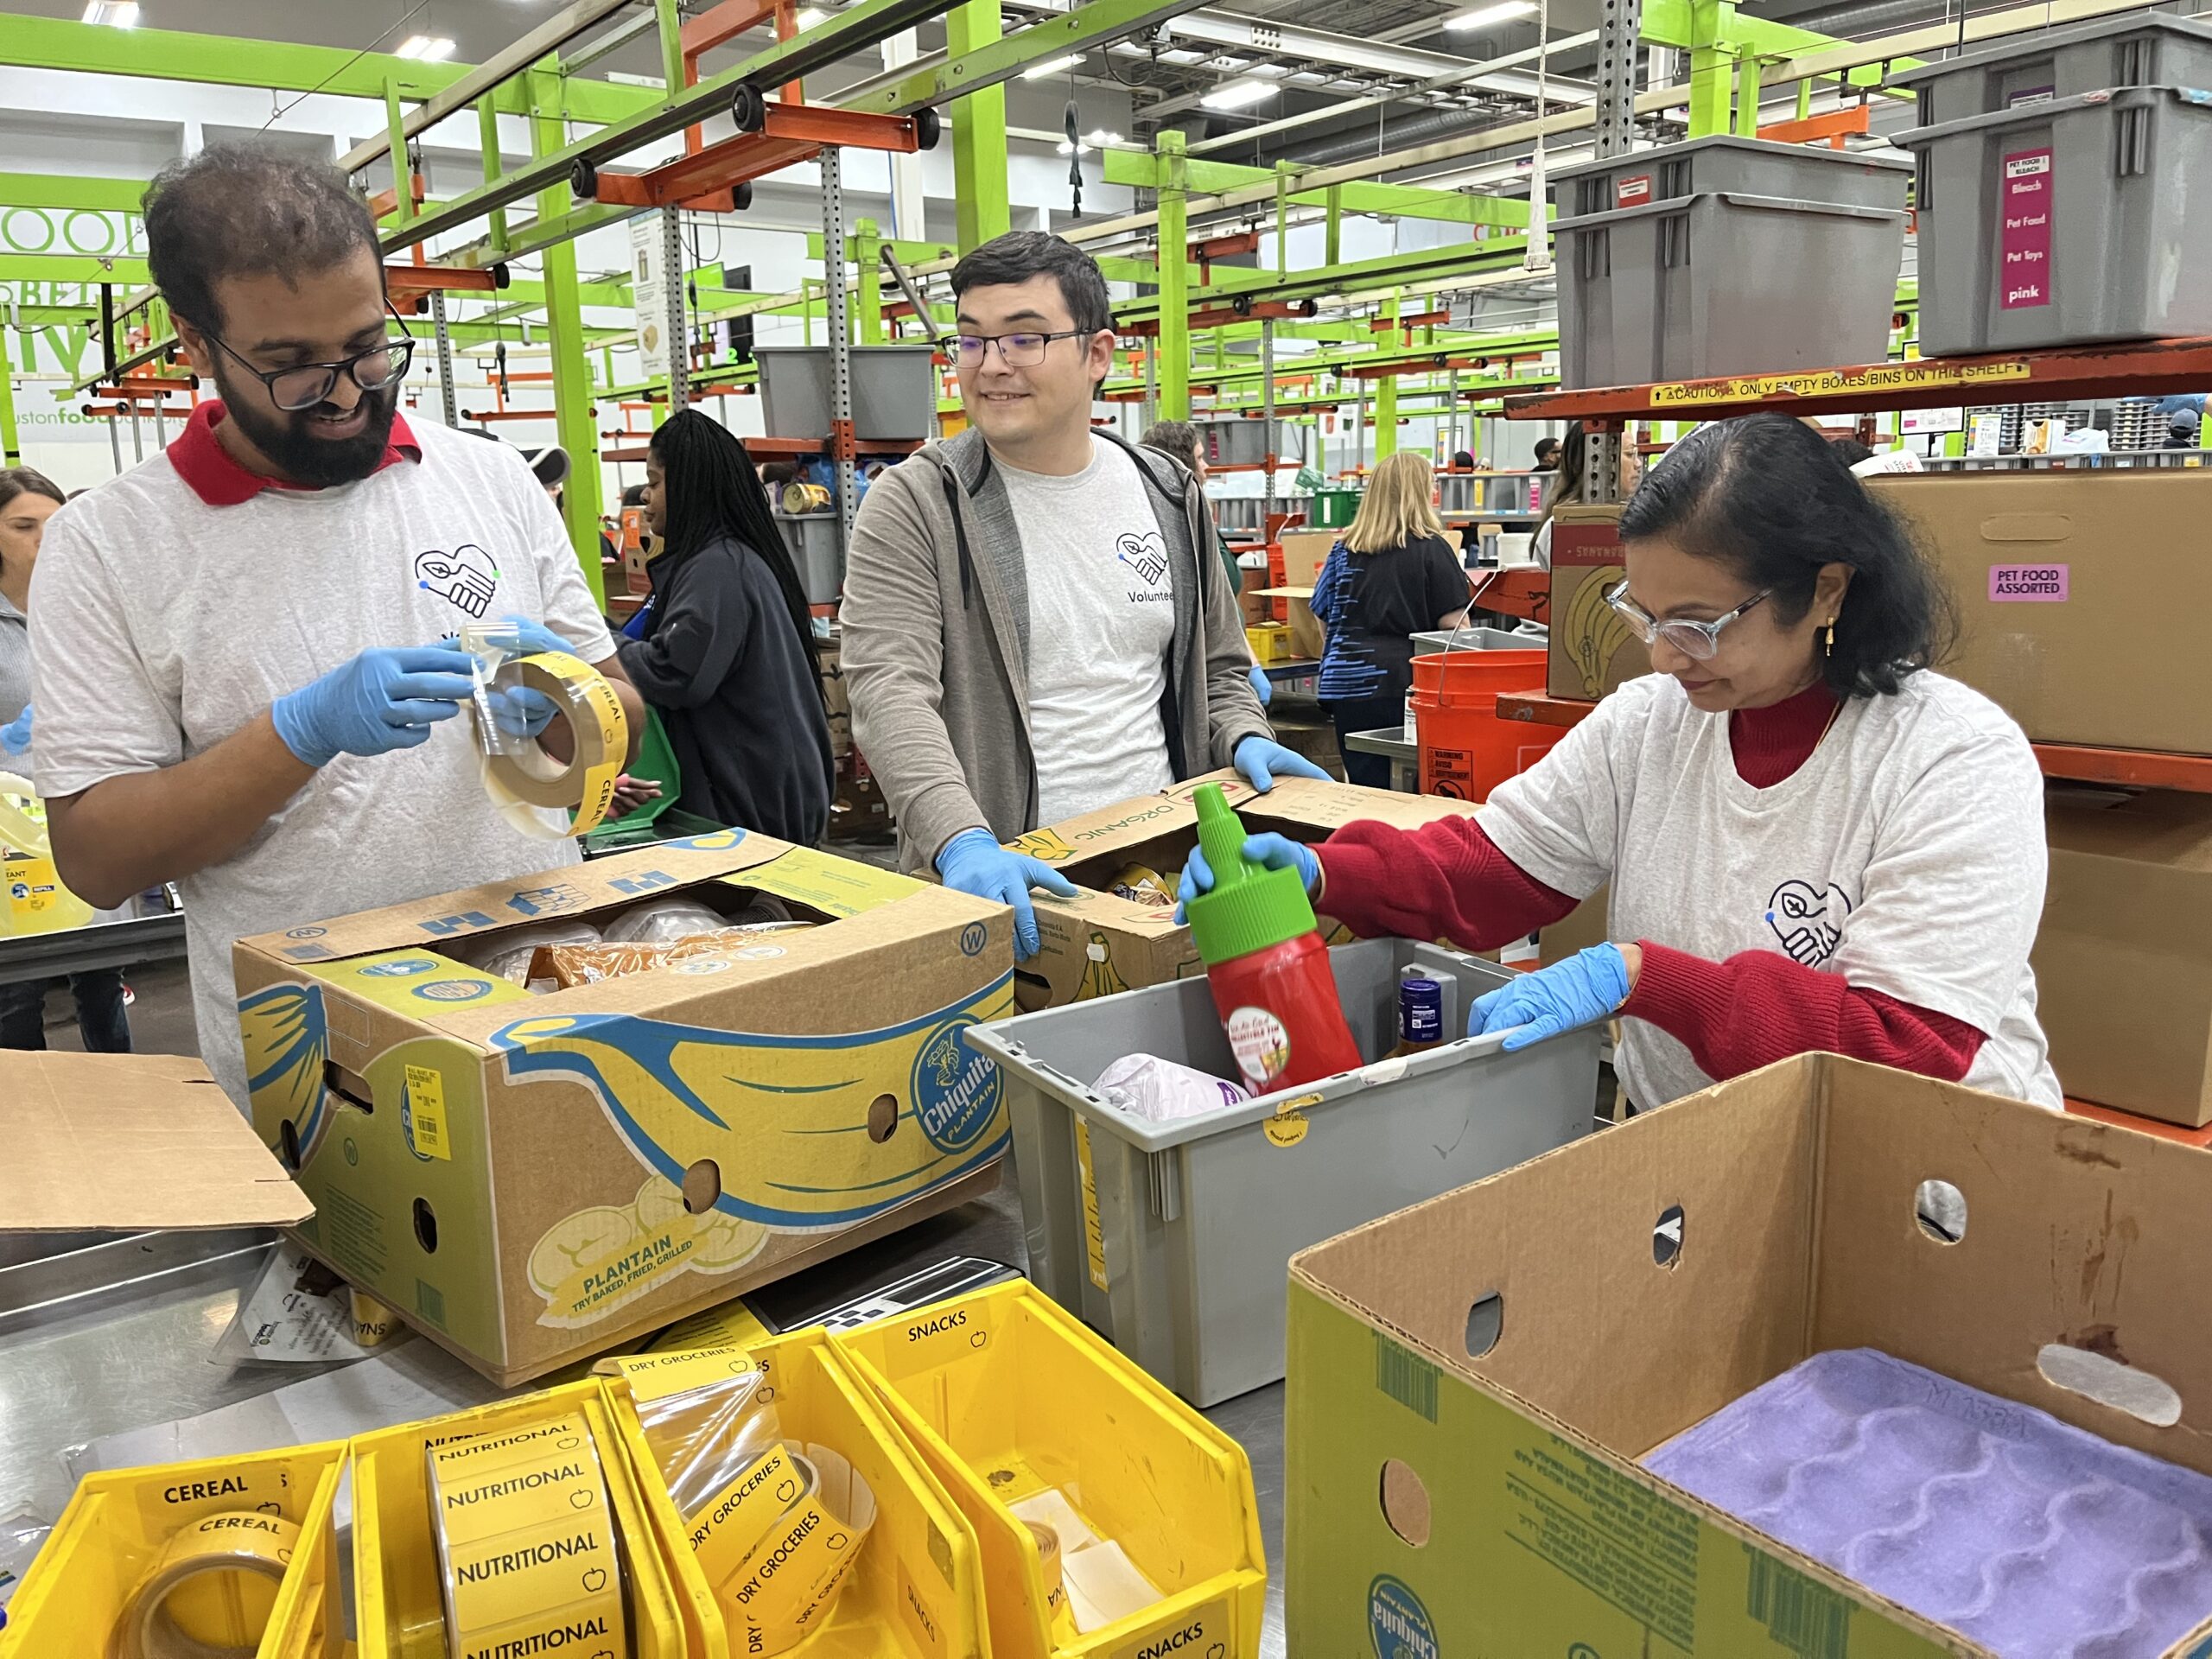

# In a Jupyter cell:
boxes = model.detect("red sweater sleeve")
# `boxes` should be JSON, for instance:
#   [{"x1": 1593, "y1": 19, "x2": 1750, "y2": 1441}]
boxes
[
  {"x1": 1624, "y1": 940, "x2": 1986, "y2": 1084},
  {"x1": 1314, "y1": 816, "x2": 1580, "y2": 954}
]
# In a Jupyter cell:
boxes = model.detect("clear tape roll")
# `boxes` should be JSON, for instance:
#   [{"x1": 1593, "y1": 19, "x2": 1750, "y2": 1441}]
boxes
[
  {"x1": 116, "y1": 1509, "x2": 302, "y2": 1659},
  {"x1": 0, "y1": 771, "x2": 51, "y2": 858},
  {"x1": 426, "y1": 1414, "x2": 630, "y2": 1659},
  {"x1": 780, "y1": 480, "x2": 833, "y2": 515},
  {"x1": 715, "y1": 1442, "x2": 875, "y2": 1658},
  {"x1": 473, "y1": 652, "x2": 628, "y2": 842}
]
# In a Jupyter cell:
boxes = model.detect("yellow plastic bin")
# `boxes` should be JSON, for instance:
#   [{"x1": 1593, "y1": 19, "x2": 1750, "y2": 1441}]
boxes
[
  {"x1": 0, "y1": 1442, "x2": 346, "y2": 1659},
  {"x1": 834, "y1": 1281, "x2": 1266, "y2": 1659},
  {"x1": 599, "y1": 1328, "x2": 991, "y2": 1659},
  {"x1": 351, "y1": 1381, "x2": 684, "y2": 1659}
]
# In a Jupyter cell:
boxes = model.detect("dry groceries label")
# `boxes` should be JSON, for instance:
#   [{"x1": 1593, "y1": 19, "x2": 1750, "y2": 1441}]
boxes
[
  {"x1": 1075, "y1": 1118, "x2": 1111, "y2": 1292},
  {"x1": 692, "y1": 1445, "x2": 812, "y2": 1593},
  {"x1": 601, "y1": 1340, "x2": 771, "y2": 1407},
  {"x1": 1225, "y1": 1006, "x2": 1292, "y2": 1087},
  {"x1": 1648, "y1": 358, "x2": 2031, "y2": 408},
  {"x1": 1105, "y1": 1595, "x2": 1233, "y2": 1659}
]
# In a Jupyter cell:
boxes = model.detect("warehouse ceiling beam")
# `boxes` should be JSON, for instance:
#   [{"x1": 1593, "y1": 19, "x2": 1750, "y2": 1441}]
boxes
[{"x1": 1102, "y1": 151, "x2": 1532, "y2": 227}]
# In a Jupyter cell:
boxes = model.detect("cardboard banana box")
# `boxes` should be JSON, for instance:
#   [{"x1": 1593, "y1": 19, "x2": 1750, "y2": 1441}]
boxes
[
  {"x1": 1547, "y1": 502, "x2": 1649, "y2": 702},
  {"x1": 234, "y1": 832, "x2": 1014, "y2": 1386}
]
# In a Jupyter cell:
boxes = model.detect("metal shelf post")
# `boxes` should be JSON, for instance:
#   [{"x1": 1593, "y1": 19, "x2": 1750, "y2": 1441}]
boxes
[{"x1": 822, "y1": 147, "x2": 859, "y2": 559}]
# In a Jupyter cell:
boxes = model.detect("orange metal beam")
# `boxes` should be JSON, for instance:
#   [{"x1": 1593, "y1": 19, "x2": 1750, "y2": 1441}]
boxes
[
  {"x1": 585, "y1": 104, "x2": 918, "y2": 210},
  {"x1": 1755, "y1": 105, "x2": 1871, "y2": 149}
]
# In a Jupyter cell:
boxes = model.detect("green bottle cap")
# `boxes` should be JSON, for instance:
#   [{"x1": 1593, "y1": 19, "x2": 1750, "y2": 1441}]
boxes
[{"x1": 1183, "y1": 782, "x2": 1322, "y2": 965}]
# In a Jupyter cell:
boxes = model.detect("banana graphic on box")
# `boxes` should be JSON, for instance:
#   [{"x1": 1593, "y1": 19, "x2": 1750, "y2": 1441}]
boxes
[
  {"x1": 1562, "y1": 563, "x2": 1633, "y2": 697},
  {"x1": 1074, "y1": 933, "x2": 1128, "y2": 1001}
]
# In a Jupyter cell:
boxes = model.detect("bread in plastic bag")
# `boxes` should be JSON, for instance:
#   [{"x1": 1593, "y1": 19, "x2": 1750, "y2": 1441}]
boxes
[{"x1": 448, "y1": 918, "x2": 604, "y2": 984}]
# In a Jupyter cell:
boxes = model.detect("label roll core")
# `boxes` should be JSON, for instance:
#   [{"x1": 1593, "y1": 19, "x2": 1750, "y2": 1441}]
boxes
[
  {"x1": 475, "y1": 652, "x2": 628, "y2": 842},
  {"x1": 119, "y1": 1508, "x2": 302, "y2": 1659}
]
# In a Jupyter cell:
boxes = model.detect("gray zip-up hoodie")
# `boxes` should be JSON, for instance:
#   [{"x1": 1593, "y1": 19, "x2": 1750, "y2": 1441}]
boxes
[{"x1": 842, "y1": 426, "x2": 1272, "y2": 873}]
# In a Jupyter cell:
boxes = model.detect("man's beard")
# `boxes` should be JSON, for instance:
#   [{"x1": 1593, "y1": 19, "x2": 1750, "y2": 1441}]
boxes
[{"x1": 213, "y1": 366, "x2": 399, "y2": 487}]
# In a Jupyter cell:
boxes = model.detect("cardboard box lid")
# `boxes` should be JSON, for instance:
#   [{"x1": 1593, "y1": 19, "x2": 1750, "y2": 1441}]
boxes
[{"x1": 1, "y1": 1052, "x2": 312, "y2": 1231}]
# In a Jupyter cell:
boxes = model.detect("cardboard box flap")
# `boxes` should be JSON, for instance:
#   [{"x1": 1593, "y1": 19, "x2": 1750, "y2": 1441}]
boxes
[
  {"x1": 2045, "y1": 789, "x2": 2212, "y2": 872},
  {"x1": 237, "y1": 830, "x2": 796, "y2": 964},
  {"x1": 1, "y1": 1052, "x2": 312, "y2": 1231}
]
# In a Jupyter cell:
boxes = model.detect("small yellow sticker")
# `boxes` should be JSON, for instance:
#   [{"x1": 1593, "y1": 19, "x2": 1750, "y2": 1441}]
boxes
[
  {"x1": 403, "y1": 1064, "x2": 451, "y2": 1160},
  {"x1": 1264, "y1": 1112, "x2": 1309, "y2": 1149},
  {"x1": 1075, "y1": 1118, "x2": 1110, "y2": 1291}
]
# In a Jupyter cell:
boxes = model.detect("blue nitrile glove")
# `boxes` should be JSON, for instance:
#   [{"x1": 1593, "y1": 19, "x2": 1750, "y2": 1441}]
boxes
[
  {"x1": 0, "y1": 703, "x2": 29, "y2": 760},
  {"x1": 1233, "y1": 734, "x2": 1330, "y2": 793},
  {"x1": 487, "y1": 683, "x2": 559, "y2": 741},
  {"x1": 483, "y1": 615, "x2": 576, "y2": 658},
  {"x1": 1469, "y1": 944, "x2": 1631, "y2": 1052},
  {"x1": 1175, "y1": 832, "x2": 1319, "y2": 922},
  {"x1": 935, "y1": 828, "x2": 1079, "y2": 962},
  {"x1": 270, "y1": 643, "x2": 477, "y2": 768},
  {"x1": 1248, "y1": 663, "x2": 1273, "y2": 709}
]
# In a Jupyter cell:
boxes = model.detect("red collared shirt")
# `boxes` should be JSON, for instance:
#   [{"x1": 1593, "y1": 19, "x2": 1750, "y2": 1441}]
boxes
[{"x1": 168, "y1": 398, "x2": 420, "y2": 507}]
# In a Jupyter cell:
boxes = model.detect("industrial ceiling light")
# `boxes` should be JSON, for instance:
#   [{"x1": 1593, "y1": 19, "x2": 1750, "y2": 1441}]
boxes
[
  {"x1": 1443, "y1": 1, "x2": 1535, "y2": 30},
  {"x1": 80, "y1": 2, "x2": 138, "y2": 24},
  {"x1": 1201, "y1": 78, "x2": 1274, "y2": 110},
  {"x1": 794, "y1": 7, "x2": 831, "y2": 26},
  {"x1": 1022, "y1": 53, "x2": 1083, "y2": 79},
  {"x1": 395, "y1": 35, "x2": 458, "y2": 60}
]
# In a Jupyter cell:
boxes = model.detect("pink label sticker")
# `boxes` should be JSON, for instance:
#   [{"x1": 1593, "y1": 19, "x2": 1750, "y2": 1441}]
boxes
[
  {"x1": 1989, "y1": 563, "x2": 2069, "y2": 601},
  {"x1": 1617, "y1": 174, "x2": 1652, "y2": 207},
  {"x1": 1999, "y1": 148, "x2": 2053, "y2": 308}
]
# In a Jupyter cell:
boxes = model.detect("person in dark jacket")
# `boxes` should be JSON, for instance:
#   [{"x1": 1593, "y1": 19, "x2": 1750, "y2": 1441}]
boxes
[{"x1": 619, "y1": 410, "x2": 833, "y2": 844}]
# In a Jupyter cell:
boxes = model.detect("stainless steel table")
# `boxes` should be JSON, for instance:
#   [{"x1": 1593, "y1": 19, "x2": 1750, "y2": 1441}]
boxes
[
  {"x1": 0, "y1": 912, "x2": 187, "y2": 988},
  {"x1": 0, "y1": 1174, "x2": 1290, "y2": 1656},
  {"x1": 1342, "y1": 727, "x2": 1419, "y2": 792}
]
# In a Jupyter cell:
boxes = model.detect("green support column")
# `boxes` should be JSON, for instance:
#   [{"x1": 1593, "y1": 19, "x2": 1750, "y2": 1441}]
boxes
[
  {"x1": 529, "y1": 64, "x2": 605, "y2": 607},
  {"x1": 1156, "y1": 131, "x2": 1189, "y2": 421},
  {"x1": 1325, "y1": 186, "x2": 1341, "y2": 265},
  {"x1": 478, "y1": 101, "x2": 509, "y2": 257},
  {"x1": 1688, "y1": 0, "x2": 1732, "y2": 137},
  {"x1": 1275, "y1": 163, "x2": 1294, "y2": 274},
  {"x1": 0, "y1": 327, "x2": 21, "y2": 464},
  {"x1": 948, "y1": 0, "x2": 1009, "y2": 251},
  {"x1": 1373, "y1": 293, "x2": 1400, "y2": 461},
  {"x1": 1796, "y1": 76, "x2": 1813, "y2": 120},
  {"x1": 384, "y1": 79, "x2": 414, "y2": 223},
  {"x1": 655, "y1": 0, "x2": 685, "y2": 95},
  {"x1": 1735, "y1": 54, "x2": 1764, "y2": 136},
  {"x1": 855, "y1": 217, "x2": 883, "y2": 344}
]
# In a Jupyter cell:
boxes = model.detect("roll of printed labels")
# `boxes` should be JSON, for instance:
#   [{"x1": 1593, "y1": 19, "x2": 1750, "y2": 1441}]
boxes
[
  {"x1": 469, "y1": 649, "x2": 629, "y2": 842},
  {"x1": 779, "y1": 480, "x2": 833, "y2": 515},
  {"x1": 425, "y1": 1414, "x2": 630, "y2": 1659},
  {"x1": 117, "y1": 1508, "x2": 301, "y2": 1659}
]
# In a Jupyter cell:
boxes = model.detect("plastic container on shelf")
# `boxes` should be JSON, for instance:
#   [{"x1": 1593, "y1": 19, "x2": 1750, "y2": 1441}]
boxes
[
  {"x1": 1550, "y1": 135, "x2": 1911, "y2": 386},
  {"x1": 1410, "y1": 646, "x2": 1561, "y2": 801},
  {"x1": 1307, "y1": 487, "x2": 1361, "y2": 527},
  {"x1": 962, "y1": 937, "x2": 1602, "y2": 1405},
  {"x1": 1891, "y1": 11, "x2": 2212, "y2": 353},
  {"x1": 598, "y1": 1328, "x2": 991, "y2": 1659},
  {"x1": 1410, "y1": 624, "x2": 1545, "y2": 655},
  {"x1": 755, "y1": 344, "x2": 939, "y2": 441},
  {"x1": 772, "y1": 510, "x2": 842, "y2": 604},
  {"x1": 833, "y1": 1280, "x2": 1267, "y2": 1659}
]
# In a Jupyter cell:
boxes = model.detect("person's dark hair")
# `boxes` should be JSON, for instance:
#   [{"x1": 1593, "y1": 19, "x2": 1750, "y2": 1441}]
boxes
[
  {"x1": 647, "y1": 410, "x2": 822, "y2": 703},
  {"x1": 143, "y1": 147, "x2": 381, "y2": 333},
  {"x1": 1451, "y1": 449, "x2": 1478, "y2": 471},
  {"x1": 948, "y1": 231, "x2": 1113, "y2": 336},
  {"x1": 1538, "y1": 425, "x2": 1586, "y2": 527},
  {"x1": 0, "y1": 467, "x2": 65, "y2": 515},
  {"x1": 620, "y1": 483, "x2": 649, "y2": 509},
  {"x1": 1140, "y1": 420, "x2": 1201, "y2": 470},
  {"x1": 1617, "y1": 412, "x2": 1955, "y2": 698},
  {"x1": 1830, "y1": 437, "x2": 1876, "y2": 468},
  {"x1": 1534, "y1": 435, "x2": 1561, "y2": 467},
  {"x1": 758, "y1": 460, "x2": 803, "y2": 489}
]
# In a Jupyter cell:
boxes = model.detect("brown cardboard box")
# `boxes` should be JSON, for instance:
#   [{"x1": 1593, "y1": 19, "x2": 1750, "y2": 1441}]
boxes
[
  {"x1": 1287, "y1": 1053, "x2": 2212, "y2": 1656},
  {"x1": 1002, "y1": 772, "x2": 1482, "y2": 1007},
  {"x1": 2, "y1": 1052, "x2": 311, "y2": 1232},
  {"x1": 1536, "y1": 886, "x2": 1609, "y2": 966},
  {"x1": 1255, "y1": 585, "x2": 1326, "y2": 660},
  {"x1": 1869, "y1": 469, "x2": 2212, "y2": 754},
  {"x1": 234, "y1": 835, "x2": 1014, "y2": 1384},
  {"x1": 1277, "y1": 527, "x2": 1337, "y2": 589},
  {"x1": 2037, "y1": 789, "x2": 2212, "y2": 1128},
  {"x1": 1546, "y1": 502, "x2": 1648, "y2": 700}
]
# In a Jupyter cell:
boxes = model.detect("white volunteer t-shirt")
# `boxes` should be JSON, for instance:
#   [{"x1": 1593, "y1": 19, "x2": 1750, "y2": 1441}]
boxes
[
  {"x1": 29, "y1": 417, "x2": 614, "y2": 1112},
  {"x1": 1478, "y1": 671, "x2": 2062, "y2": 1113},
  {"x1": 1000, "y1": 436, "x2": 1176, "y2": 823}
]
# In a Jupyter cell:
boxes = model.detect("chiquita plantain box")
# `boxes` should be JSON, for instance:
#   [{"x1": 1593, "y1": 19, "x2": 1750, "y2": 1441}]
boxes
[{"x1": 233, "y1": 830, "x2": 1014, "y2": 1387}]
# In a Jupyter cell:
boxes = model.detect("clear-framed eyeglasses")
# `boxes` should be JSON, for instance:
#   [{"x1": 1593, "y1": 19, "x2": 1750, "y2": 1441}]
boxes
[{"x1": 1603, "y1": 579, "x2": 1772, "y2": 662}]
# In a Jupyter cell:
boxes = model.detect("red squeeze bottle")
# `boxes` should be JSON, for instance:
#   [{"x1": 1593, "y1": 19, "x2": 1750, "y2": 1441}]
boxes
[{"x1": 1184, "y1": 782, "x2": 1363, "y2": 1092}]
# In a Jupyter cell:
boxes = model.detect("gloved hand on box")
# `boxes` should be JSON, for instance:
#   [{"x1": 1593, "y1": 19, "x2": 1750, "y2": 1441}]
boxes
[{"x1": 936, "y1": 828, "x2": 1078, "y2": 962}]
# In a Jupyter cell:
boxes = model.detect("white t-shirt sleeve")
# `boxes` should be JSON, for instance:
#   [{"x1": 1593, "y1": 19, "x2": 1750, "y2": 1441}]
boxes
[
  {"x1": 1828, "y1": 716, "x2": 2047, "y2": 1037},
  {"x1": 27, "y1": 513, "x2": 184, "y2": 799},
  {"x1": 1474, "y1": 681, "x2": 1636, "y2": 900}
]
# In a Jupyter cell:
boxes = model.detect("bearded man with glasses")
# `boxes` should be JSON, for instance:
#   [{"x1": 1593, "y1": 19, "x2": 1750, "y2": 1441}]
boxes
[
  {"x1": 23, "y1": 148, "x2": 641, "y2": 1114},
  {"x1": 841, "y1": 230, "x2": 1323, "y2": 961}
]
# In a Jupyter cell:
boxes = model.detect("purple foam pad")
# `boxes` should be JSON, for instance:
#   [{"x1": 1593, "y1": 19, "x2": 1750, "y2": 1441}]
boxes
[{"x1": 1644, "y1": 1349, "x2": 2212, "y2": 1659}]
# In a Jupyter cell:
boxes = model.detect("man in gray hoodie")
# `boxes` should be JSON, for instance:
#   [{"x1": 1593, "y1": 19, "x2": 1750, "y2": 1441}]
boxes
[{"x1": 843, "y1": 231, "x2": 1323, "y2": 957}]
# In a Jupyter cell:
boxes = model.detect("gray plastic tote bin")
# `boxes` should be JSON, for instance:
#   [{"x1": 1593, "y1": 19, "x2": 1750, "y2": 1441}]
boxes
[
  {"x1": 1551, "y1": 136, "x2": 1911, "y2": 387},
  {"x1": 1891, "y1": 13, "x2": 2212, "y2": 354},
  {"x1": 755, "y1": 343, "x2": 938, "y2": 440},
  {"x1": 963, "y1": 937, "x2": 1601, "y2": 1405},
  {"x1": 773, "y1": 511, "x2": 842, "y2": 603}
]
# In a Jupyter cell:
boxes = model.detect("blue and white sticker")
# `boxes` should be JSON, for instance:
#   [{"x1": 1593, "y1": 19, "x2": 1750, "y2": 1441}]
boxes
[{"x1": 1370, "y1": 1574, "x2": 1439, "y2": 1659}]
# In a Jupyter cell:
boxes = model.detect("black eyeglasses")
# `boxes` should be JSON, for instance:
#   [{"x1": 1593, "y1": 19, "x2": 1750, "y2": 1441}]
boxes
[
  {"x1": 944, "y1": 329, "x2": 1096, "y2": 368},
  {"x1": 204, "y1": 314, "x2": 416, "y2": 412}
]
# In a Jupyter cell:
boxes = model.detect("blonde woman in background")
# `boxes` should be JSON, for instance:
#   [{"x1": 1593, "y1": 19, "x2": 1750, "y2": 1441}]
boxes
[{"x1": 1307, "y1": 450, "x2": 1471, "y2": 788}]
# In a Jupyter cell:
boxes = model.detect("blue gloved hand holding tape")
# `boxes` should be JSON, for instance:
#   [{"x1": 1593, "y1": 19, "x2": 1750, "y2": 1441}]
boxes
[{"x1": 270, "y1": 642, "x2": 477, "y2": 768}]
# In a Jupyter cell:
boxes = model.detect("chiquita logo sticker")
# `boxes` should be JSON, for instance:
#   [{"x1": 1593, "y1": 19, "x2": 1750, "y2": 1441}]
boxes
[{"x1": 1370, "y1": 1574, "x2": 1440, "y2": 1659}]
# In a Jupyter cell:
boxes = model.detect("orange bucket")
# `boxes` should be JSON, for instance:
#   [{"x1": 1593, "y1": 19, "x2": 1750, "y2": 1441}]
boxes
[{"x1": 1411, "y1": 649, "x2": 1561, "y2": 801}]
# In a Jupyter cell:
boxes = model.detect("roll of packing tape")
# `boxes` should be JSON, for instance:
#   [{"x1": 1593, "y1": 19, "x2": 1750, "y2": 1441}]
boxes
[
  {"x1": 780, "y1": 480, "x2": 832, "y2": 515},
  {"x1": 118, "y1": 1508, "x2": 302, "y2": 1659},
  {"x1": 474, "y1": 652, "x2": 628, "y2": 842},
  {"x1": 426, "y1": 1414, "x2": 629, "y2": 1659},
  {"x1": 1029, "y1": 1522, "x2": 1068, "y2": 1622},
  {"x1": 0, "y1": 772, "x2": 50, "y2": 859}
]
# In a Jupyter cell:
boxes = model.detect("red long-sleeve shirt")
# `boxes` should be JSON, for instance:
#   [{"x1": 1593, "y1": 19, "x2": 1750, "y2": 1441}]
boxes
[{"x1": 1315, "y1": 682, "x2": 1985, "y2": 1089}]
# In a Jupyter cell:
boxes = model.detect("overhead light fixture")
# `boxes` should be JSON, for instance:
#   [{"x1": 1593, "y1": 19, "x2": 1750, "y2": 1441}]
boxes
[
  {"x1": 395, "y1": 34, "x2": 457, "y2": 60},
  {"x1": 1086, "y1": 128, "x2": 1122, "y2": 146},
  {"x1": 1201, "y1": 78, "x2": 1274, "y2": 110},
  {"x1": 1021, "y1": 53, "x2": 1082, "y2": 79},
  {"x1": 794, "y1": 7, "x2": 830, "y2": 26},
  {"x1": 1055, "y1": 139, "x2": 1091, "y2": 155},
  {"x1": 1443, "y1": 1, "x2": 1535, "y2": 30},
  {"x1": 81, "y1": 2, "x2": 138, "y2": 24}
]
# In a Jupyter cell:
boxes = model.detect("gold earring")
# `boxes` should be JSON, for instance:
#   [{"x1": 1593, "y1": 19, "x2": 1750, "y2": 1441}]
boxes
[{"x1": 1825, "y1": 619, "x2": 1836, "y2": 658}]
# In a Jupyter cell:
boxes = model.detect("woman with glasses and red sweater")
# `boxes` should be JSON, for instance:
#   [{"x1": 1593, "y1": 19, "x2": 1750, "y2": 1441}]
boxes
[{"x1": 1184, "y1": 413, "x2": 2062, "y2": 1114}]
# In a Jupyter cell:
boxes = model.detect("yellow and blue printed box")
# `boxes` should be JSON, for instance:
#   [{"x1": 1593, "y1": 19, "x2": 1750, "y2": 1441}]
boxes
[{"x1": 232, "y1": 831, "x2": 1015, "y2": 1387}]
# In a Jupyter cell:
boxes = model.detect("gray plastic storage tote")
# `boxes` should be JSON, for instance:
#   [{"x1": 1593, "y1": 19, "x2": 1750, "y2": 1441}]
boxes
[
  {"x1": 755, "y1": 343, "x2": 938, "y2": 440},
  {"x1": 1551, "y1": 135, "x2": 1911, "y2": 387},
  {"x1": 963, "y1": 938, "x2": 1602, "y2": 1405},
  {"x1": 1891, "y1": 13, "x2": 2212, "y2": 354}
]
